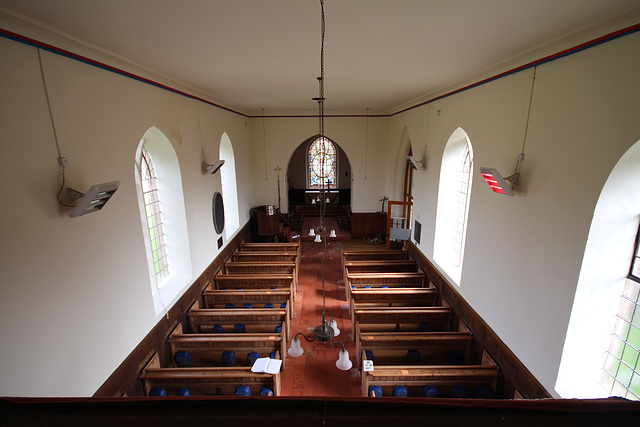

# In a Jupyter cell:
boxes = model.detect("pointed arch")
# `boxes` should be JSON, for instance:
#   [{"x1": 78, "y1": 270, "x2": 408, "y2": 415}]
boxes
[
  {"x1": 433, "y1": 127, "x2": 474, "y2": 285},
  {"x1": 134, "y1": 126, "x2": 192, "y2": 316},
  {"x1": 219, "y1": 132, "x2": 239, "y2": 239}
]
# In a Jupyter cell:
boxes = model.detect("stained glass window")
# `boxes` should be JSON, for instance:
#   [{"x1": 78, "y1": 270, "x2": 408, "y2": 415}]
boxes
[
  {"x1": 141, "y1": 147, "x2": 169, "y2": 283},
  {"x1": 308, "y1": 137, "x2": 336, "y2": 189}
]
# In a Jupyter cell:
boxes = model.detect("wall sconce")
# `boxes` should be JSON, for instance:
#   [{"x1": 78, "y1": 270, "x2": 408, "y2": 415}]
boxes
[
  {"x1": 480, "y1": 167, "x2": 519, "y2": 196},
  {"x1": 67, "y1": 181, "x2": 120, "y2": 218},
  {"x1": 202, "y1": 159, "x2": 225, "y2": 175}
]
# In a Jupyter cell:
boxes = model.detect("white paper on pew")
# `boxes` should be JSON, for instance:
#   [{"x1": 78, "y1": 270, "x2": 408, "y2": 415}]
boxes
[{"x1": 251, "y1": 357, "x2": 282, "y2": 374}]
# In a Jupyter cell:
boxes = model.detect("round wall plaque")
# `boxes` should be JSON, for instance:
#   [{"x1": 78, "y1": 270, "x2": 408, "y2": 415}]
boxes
[{"x1": 212, "y1": 192, "x2": 225, "y2": 234}]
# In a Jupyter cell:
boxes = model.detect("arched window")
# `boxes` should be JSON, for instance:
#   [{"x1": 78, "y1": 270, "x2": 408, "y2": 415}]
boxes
[
  {"x1": 556, "y1": 139, "x2": 640, "y2": 400},
  {"x1": 219, "y1": 132, "x2": 239, "y2": 240},
  {"x1": 135, "y1": 127, "x2": 192, "y2": 316},
  {"x1": 308, "y1": 136, "x2": 337, "y2": 189},
  {"x1": 140, "y1": 147, "x2": 169, "y2": 283},
  {"x1": 433, "y1": 128, "x2": 473, "y2": 285}
]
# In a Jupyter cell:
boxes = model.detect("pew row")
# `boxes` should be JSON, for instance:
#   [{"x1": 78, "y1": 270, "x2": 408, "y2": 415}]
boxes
[
  {"x1": 238, "y1": 242, "x2": 300, "y2": 253},
  {"x1": 140, "y1": 353, "x2": 281, "y2": 397},
  {"x1": 345, "y1": 271, "x2": 426, "y2": 301},
  {"x1": 361, "y1": 350, "x2": 501, "y2": 398},
  {"x1": 188, "y1": 301, "x2": 289, "y2": 338},
  {"x1": 202, "y1": 287, "x2": 292, "y2": 312},
  {"x1": 355, "y1": 321, "x2": 474, "y2": 368},
  {"x1": 349, "y1": 286, "x2": 439, "y2": 320},
  {"x1": 353, "y1": 303, "x2": 454, "y2": 335},
  {"x1": 168, "y1": 323, "x2": 287, "y2": 369},
  {"x1": 213, "y1": 273, "x2": 296, "y2": 300}
]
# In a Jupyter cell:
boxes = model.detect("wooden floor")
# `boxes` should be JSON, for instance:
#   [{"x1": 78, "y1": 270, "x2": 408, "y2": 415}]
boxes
[{"x1": 280, "y1": 217, "x2": 386, "y2": 396}]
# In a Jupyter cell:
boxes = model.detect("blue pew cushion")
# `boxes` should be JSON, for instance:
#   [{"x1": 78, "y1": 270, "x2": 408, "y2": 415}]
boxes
[
  {"x1": 280, "y1": 302, "x2": 287, "y2": 308},
  {"x1": 451, "y1": 386, "x2": 468, "y2": 398},
  {"x1": 234, "y1": 324, "x2": 246, "y2": 333},
  {"x1": 212, "y1": 324, "x2": 225, "y2": 333},
  {"x1": 149, "y1": 387, "x2": 167, "y2": 396},
  {"x1": 260, "y1": 387, "x2": 274, "y2": 396},
  {"x1": 269, "y1": 351, "x2": 277, "y2": 359},
  {"x1": 392, "y1": 386, "x2": 408, "y2": 397},
  {"x1": 418, "y1": 322, "x2": 430, "y2": 332},
  {"x1": 369, "y1": 385, "x2": 383, "y2": 397},
  {"x1": 406, "y1": 349, "x2": 421, "y2": 365},
  {"x1": 222, "y1": 350, "x2": 237, "y2": 366},
  {"x1": 247, "y1": 351, "x2": 260, "y2": 366},
  {"x1": 275, "y1": 325, "x2": 282, "y2": 333},
  {"x1": 175, "y1": 387, "x2": 191, "y2": 396},
  {"x1": 174, "y1": 351, "x2": 191, "y2": 367},
  {"x1": 243, "y1": 303, "x2": 253, "y2": 309},
  {"x1": 422, "y1": 385, "x2": 439, "y2": 398},
  {"x1": 475, "y1": 385, "x2": 495, "y2": 399},
  {"x1": 235, "y1": 385, "x2": 251, "y2": 396},
  {"x1": 365, "y1": 350, "x2": 374, "y2": 361},
  {"x1": 264, "y1": 303, "x2": 274, "y2": 308},
  {"x1": 225, "y1": 303, "x2": 236, "y2": 309}
]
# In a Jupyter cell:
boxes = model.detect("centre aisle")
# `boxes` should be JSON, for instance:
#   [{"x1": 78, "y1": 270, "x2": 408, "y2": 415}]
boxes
[{"x1": 279, "y1": 237, "x2": 361, "y2": 396}]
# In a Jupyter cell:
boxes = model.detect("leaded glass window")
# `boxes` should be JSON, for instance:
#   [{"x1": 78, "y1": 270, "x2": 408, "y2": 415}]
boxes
[
  {"x1": 308, "y1": 137, "x2": 336, "y2": 189},
  {"x1": 141, "y1": 147, "x2": 169, "y2": 283},
  {"x1": 601, "y1": 224, "x2": 640, "y2": 400}
]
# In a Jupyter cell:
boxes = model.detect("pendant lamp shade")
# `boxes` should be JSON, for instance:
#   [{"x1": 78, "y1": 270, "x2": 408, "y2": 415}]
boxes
[
  {"x1": 336, "y1": 348, "x2": 352, "y2": 371},
  {"x1": 288, "y1": 337, "x2": 304, "y2": 357},
  {"x1": 314, "y1": 234, "x2": 322, "y2": 243},
  {"x1": 329, "y1": 318, "x2": 340, "y2": 337}
]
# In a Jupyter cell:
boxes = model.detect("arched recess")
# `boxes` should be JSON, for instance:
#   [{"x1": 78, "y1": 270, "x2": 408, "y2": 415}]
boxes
[
  {"x1": 134, "y1": 126, "x2": 192, "y2": 317},
  {"x1": 556, "y1": 139, "x2": 640, "y2": 399},
  {"x1": 286, "y1": 134, "x2": 352, "y2": 211},
  {"x1": 433, "y1": 127, "x2": 474, "y2": 286},
  {"x1": 219, "y1": 132, "x2": 239, "y2": 240}
]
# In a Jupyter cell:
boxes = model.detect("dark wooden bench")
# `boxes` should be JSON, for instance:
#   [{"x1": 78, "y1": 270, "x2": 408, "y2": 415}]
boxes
[
  {"x1": 167, "y1": 323, "x2": 286, "y2": 369},
  {"x1": 342, "y1": 250, "x2": 411, "y2": 262},
  {"x1": 355, "y1": 320, "x2": 474, "y2": 368},
  {"x1": 140, "y1": 353, "x2": 281, "y2": 397},
  {"x1": 223, "y1": 261, "x2": 298, "y2": 288},
  {"x1": 361, "y1": 350, "x2": 501, "y2": 398},
  {"x1": 349, "y1": 286, "x2": 439, "y2": 320}
]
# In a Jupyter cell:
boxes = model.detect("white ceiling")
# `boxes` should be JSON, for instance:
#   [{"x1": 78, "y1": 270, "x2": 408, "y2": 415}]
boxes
[{"x1": 1, "y1": 0, "x2": 640, "y2": 115}]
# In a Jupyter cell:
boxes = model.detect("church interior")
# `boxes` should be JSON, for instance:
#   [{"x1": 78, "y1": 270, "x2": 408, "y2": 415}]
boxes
[{"x1": 1, "y1": 0, "x2": 640, "y2": 424}]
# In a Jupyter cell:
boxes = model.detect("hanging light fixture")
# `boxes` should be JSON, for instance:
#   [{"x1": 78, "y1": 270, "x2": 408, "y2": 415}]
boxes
[{"x1": 288, "y1": 0, "x2": 352, "y2": 371}]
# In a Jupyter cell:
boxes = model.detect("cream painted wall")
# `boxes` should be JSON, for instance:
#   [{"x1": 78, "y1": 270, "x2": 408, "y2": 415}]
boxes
[
  {"x1": 249, "y1": 115, "x2": 388, "y2": 213},
  {"x1": 0, "y1": 38, "x2": 251, "y2": 396},
  {"x1": 389, "y1": 32, "x2": 640, "y2": 396}
]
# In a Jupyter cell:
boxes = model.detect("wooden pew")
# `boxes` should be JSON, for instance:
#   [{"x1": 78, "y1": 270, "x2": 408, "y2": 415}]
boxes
[
  {"x1": 223, "y1": 261, "x2": 298, "y2": 288},
  {"x1": 188, "y1": 301, "x2": 288, "y2": 339},
  {"x1": 353, "y1": 304, "x2": 454, "y2": 335},
  {"x1": 345, "y1": 271, "x2": 426, "y2": 301},
  {"x1": 167, "y1": 323, "x2": 287, "y2": 369},
  {"x1": 355, "y1": 320, "x2": 474, "y2": 368},
  {"x1": 213, "y1": 273, "x2": 296, "y2": 300},
  {"x1": 223, "y1": 261, "x2": 296, "y2": 275},
  {"x1": 342, "y1": 250, "x2": 411, "y2": 262},
  {"x1": 349, "y1": 286, "x2": 439, "y2": 320},
  {"x1": 361, "y1": 350, "x2": 501, "y2": 398},
  {"x1": 238, "y1": 242, "x2": 300, "y2": 253},
  {"x1": 140, "y1": 353, "x2": 281, "y2": 396},
  {"x1": 202, "y1": 286, "x2": 292, "y2": 312}
]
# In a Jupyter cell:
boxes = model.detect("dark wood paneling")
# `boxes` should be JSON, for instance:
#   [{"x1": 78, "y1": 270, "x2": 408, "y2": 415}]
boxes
[
  {"x1": 406, "y1": 241, "x2": 552, "y2": 399},
  {"x1": 93, "y1": 221, "x2": 252, "y2": 397},
  {"x1": 351, "y1": 212, "x2": 387, "y2": 239}
]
